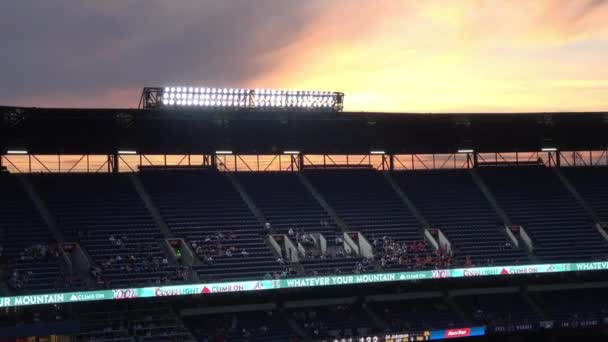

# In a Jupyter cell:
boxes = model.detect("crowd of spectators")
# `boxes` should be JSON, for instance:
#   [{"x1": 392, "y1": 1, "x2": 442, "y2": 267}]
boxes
[
  {"x1": 189, "y1": 231, "x2": 242, "y2": 264},
  {"x1": 8, "y1": 268, "x2": 32, "y2": 290},
  {"x1": 374, "y1": 237, "x2": 453, "y2": 270},
  {"x1": 264, "y1": 260, "x2": 298, "y2": 280},
  {"x1": 89, "y1": 237, "x2": 190, "y2": 287},
  {"x1": 18, "y1": 243, "x2": 60, "y2": 261},
  {"x1": 7, "y1": 243, "x2": 60, "y2": 290}
]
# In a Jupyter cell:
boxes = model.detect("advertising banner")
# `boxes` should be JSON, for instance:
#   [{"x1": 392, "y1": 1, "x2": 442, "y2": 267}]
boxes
[{"x1": 0, "y1": 261, "x2": 605, "y2": 308}]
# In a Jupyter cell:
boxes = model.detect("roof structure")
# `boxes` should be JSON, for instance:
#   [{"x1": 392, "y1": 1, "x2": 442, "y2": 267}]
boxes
[{"x1": 1, "y1": 106, "x2": 607, "y2": 155}]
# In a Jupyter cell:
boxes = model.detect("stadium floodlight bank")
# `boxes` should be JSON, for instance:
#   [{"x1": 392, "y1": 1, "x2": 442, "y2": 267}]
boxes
[{"x1": 139, "y1": 86, "x2": 345, "y2": 111}]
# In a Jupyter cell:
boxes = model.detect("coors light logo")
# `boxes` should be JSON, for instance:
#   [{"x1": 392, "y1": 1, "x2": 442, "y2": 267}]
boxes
[{"x1": 154, "y1": 288, "x2": 180, "y2": 297}]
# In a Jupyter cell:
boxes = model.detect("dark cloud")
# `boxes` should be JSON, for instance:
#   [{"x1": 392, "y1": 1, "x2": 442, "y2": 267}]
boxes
[{"x1": 0, "y1": 0, "x2": 323, "y2": 107}]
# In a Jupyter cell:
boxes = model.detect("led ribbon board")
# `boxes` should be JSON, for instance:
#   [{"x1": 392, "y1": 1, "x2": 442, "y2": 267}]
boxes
[{"x1": 1, "y1": 261, "x2": 606, "y2": 308}]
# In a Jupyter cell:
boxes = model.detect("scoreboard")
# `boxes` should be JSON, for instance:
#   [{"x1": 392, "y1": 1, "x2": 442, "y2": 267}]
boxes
[
  {"x1": 325, "y1": 326, "x2": 485, "y2": 342},
  {"x1": 331, "y1": 331, "x2": 431, "y2": 342}
]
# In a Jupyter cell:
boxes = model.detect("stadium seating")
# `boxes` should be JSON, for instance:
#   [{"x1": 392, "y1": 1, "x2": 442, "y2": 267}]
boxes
[
  {"x1": 185, "y1": 310, "x2": 290, "y2": 342},
  {"x1": 454, "y1": 293, "x2": 540, "y2": 326},
  {"x1": 76, "y1": 301, "x2": 194, "y2": 341},
  {"x1": 298, "y1": 256, "x2": 365, "y2": 276},
  {"x1": 532, "y1": 288, "x2": 608, "y2": 322},
  {"x1": 562, "y1": 167, "x2": 608, "y2": 222},
  {"x1": 290, "y1": 303, "x2": 375, "y2": 338},
  {"x1": 478, "y1": 166, "x2": 608, "y2": 262},
  {"x1": 237, "y1": 172, "x2": 336, "y2": 236},
  {"x1": 303, "y1": 169, "x2": 427, "y2": 260},
  {"x1": 238, "y1": 172, "x2": 362, "y2": 274},
  {"x1": 31, "y1": 174, "x2": 174, "y2": 288},
  {"x1": 0, "y1": 174, "x2": 63, "y2": 293},
  {"x1": 392, "y1": 170, "x2": 528, "y2": 265},
  {"x1": 370, "y1": 297, "x2": 464, "y2": 331},
  {"x1": 139, "y1": 170, "x2": 283, "y2": 280}
]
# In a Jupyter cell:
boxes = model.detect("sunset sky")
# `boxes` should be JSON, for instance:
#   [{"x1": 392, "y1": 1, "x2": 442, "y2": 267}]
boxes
[{"x1": 1, "y1": 0, "x2": 608, "y2": 112}]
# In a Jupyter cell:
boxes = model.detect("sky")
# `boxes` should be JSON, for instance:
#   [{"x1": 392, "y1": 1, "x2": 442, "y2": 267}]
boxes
[{"x1": 1, "y1": 0, "x2": 608, "y2": 113}]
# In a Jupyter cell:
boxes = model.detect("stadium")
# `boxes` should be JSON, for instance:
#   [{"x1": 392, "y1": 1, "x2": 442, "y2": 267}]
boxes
[{"x1": 1, "y1": 89, "x2": 608, "y2": 342}]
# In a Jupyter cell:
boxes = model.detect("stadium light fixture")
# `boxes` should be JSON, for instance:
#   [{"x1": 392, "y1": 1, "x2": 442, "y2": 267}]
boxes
[
  {"x1": 542, "y1": 147, "x2": 557, "y2": 152},
  {"x1": 370, "y1": 150, "x2": 386, "y2": 155},
  {"x1": 283, "y1": 150, "x2": 300, "y2": 155},
  {"x1": 457, "y1": 149, "x2": 474, "y2": 153},
  {"x1": 215, "y1": 150, "x2": 233, "y2": 155},
  {"x1": 140, "y1": 86, "x2": 344, "y2": 111},
  {"x1": 118, "y1": 150, "x2": 137, "y2": 155},
  {"x1": 6, "y1": 149, "x2": 28, "y2": 155}
]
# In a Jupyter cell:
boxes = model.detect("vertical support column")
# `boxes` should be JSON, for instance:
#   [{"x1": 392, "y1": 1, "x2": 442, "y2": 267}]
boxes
[
  {"x1": 389, "y1": 154, "x2": 394, "y2": 171},
  {"x1": 381, "y1": 154, "x2": 390, "y2": 170},
  {"x1": 209, "y1": 154, "x2": 217, "y2": 169},
  {"x1": 298, "y1": 154, "x2": 304, "y2": 171},
  {"x1": 473, "y1": 152, "x2": 478, "y2": 168},
  {"x1": 288, "y1": 154, "x2": 300, "y2": 171},
  {"x1": 108, "y1": 153, "x2": 119, "y2": 173}
]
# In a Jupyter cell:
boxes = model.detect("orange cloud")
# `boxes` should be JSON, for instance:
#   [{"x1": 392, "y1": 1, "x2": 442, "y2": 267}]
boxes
[{"x1": 249, "y1": 0, "x2": 608, "y2": 112}]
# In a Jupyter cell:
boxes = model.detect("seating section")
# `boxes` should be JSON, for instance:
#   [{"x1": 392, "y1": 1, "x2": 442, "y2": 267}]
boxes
[
  {"x1": 238, "y1": 172, "x2": 336, "y2": 236},
  {"x1": 290, "y1": 303, "x2": 375, "y2": 339},
  {"x1": 32, "y1": 174, "x2": 173, "y2": 288},
  {"x1": 562, "y1": 167, "x2": 608, "y2": 222},
  {"x1": 532, "y1": 288, "x2": 608, "y2": 322},
  {"x1": 185, "y1": 310, "x2": 290, "y2": 342},
  {"x1": 455, "y1": 293, "x2": 540, "y2": 326},
  {"x1": 304, "y1": 169, "x2": 427, "y2": 262},
  {"x1": 139, "y1": 170, "x2": 282, "y2": 280},
  {"x1": 239, "y1": 172, "x2": 362, "y2": 274},
  {"x1": 3, "y1": 166, "x2": 608, "y2": 294},
  {"x1": 478, "y1": 166, "x2": 608, "y2": 262},
  {"x1": 392, "y1": 170, "x2": 528, "y2": 265},
  {"x1": 76, "y1": 301, "x2": 194, "y2": 341},
  {"x1": 371, "y1": 297, "x2": 463, "y2": 331},
  {"x1": 0, "y1": 174, "x2": 63, "y2": 293}
]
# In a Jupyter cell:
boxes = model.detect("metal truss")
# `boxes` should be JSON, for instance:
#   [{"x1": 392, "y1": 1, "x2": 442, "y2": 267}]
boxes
[{"x1": 1, "y1": 149, "x2": 607, "y2": 174}]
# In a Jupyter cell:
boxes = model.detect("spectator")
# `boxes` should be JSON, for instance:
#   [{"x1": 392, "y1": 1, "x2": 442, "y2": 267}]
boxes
[
  {"x1": 241, "y1": 249, "x2": 249, "y2": 257},
  {"x1": 264, "y1": 222, "x2": 272, "y2": 231},
  {"x1": 109, "y1": 235, "x2": 116, "y2": 245},
  {"x1": 335, "y1": 235, "x2": 343, "y2": 245},
  {"x1": 288, "y1": 228, "x2": 295, "y2": 237}
]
